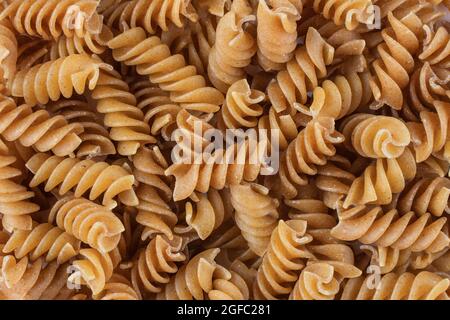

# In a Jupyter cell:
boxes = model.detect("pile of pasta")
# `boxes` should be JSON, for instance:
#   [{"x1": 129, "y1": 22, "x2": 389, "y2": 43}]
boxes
[{"x1": 0, "y1": 0, "x2": 448, "y2": 300}]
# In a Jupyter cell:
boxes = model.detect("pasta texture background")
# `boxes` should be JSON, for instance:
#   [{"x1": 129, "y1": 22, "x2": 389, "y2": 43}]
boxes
[{"x1": 0, "y1": 0, "x2": 448, "y2": 301}]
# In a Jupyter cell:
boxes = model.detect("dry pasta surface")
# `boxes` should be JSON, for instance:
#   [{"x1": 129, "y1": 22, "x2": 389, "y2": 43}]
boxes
[{"x1": 0, "y1": 0, "x2": 448, "y2": 301}]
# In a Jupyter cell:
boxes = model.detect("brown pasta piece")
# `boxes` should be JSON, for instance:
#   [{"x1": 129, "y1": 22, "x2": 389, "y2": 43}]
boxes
[
  {"x1": 108, "y1": 27, "x2": 224, "y2": 113},
  {"x1": 331, "y1": 206, "x2": 450, "y2": 254},
  {"x1": 26, "y1": 153, "x2": 138, "y2": 209}
]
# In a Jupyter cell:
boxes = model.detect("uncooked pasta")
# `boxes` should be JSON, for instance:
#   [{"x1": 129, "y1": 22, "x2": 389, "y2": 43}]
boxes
[{"x1": 0, "y1": 0, "x2": 448, "y2": 301}]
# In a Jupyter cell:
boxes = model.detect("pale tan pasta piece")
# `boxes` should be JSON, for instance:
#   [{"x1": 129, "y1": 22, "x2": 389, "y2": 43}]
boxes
[
  {"x1": 298, "y1": 71, "x2": 372, "y2": 121},
  {"x1": 341, "y1": 271, "x2": 450, "y2": 300},
  {"x1": 208, "y1": 269, "x2": 250, "y2": 300},
  {"x1": 253, "y1": 220, "x2": 314, "y2": 300},
  {"x1": 218, "y1": 79, "x2": 264, "y2": 130},
  {"x1": 343, "y1": 148, "x2": 417, "y2": 207},
  {"x1": 331, "y1": 205, "x2": 450, "y2": 254},
  {"x1": 108, "y1": 27, "x2": 224, "y2": 113},
  {"x1": 420, "y1": 24, "x2": 450, "y2": 68},
  {"x1": 157, "y1": 248, "x2": 248, "y2": 300},
  {"x1": 0, "y1": 20, "x2": 17, "y2": 88},
  {"x1": 133, "y1": 146, "x2": 177, "y2": 241},
  {"x1": 398, "y1": 177, "x2": 450, "y2": 217},
  {"x1": 275, "y1": 117, "x2": 344, "y2": 199},
  {"x1": 230, "y1": 183, "x2": 279, "y2": 257},
  {"x1": 193, "y1": 0, "x2": 231, "y2": 17},
  {"x1": 131, "y1": 235, "x2": 186, "y2": 295},
  {"x1": 311, "y1": 0, "x2": 374, "y2": 31},
  {"x1": 208, "y1": 0, "x2": 257, "y2": 92},
  {"x1": 290, "y1": 261, "x2": 361, "y2": 300},
  {"x1": 176, "y1": 189, "x2": 231, "y2": 240},
  {"x1": 256, "y1": 0, "x2": 301, "y2": 71},
  {"x1": 26, "y1": 153, "x2": 138, "y2": 209},
  {"x1": 48, "y1": 197, "x2": 125, "y2": 253},
  {"x1": 93, "y1": 273, "x2": 140, "y2": 300},
  {"x1": 47, "y1": 99, "x2": 116, "y2": 158},
  {"x1": 0, "y1": 257, "x2": 73, "y2": 300},
  {"x1": 69, "y1": 247, "x2": 122, "y2": 295},
  {"x1": 130, "y1": 79, "x2": 181, "y2": 141},
  {"x1": 374, "y1": 0, "x2": 444, "y2": 24},
  {"x1": 2, "y1": 222, "x2": 80, "y2": 264},
  {"x1": 91, "y1": 67, "x2": 155, "y2": 156},
  {"x1": 0, "y1": 136, "x2": 39, "y2": 232},
  {"x1": 9, "y1": 54, "x2": 107, "y2": 107},
  {"x1": 0, "y1": 0, "x2": 102, "y2": 40},
  {"x1": 266, "y1": 27, "x2": 335, "y2": 113},
  {"x1": 360, "y1": 245, "x2": 412, "y2": 275},
  {"x1": 103, "y1": 0, "x2": 198, "y2": 34},
  {"x1": 340, "y1": 114, "x2": 411, "y2": 159}
]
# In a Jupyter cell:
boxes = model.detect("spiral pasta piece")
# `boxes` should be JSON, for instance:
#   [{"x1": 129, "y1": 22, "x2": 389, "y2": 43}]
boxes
[
  {"x1": 420, "y1": 24, "x2": 450, "y2": 68},
  {"x1": 2, "y1": 222, "x2": 80, "y2": 264},
  {"x1": 0, "y1": 0, "x2": 102, "y2": 40},
  {"x1": 267, "y1": 27, "x2": 335, "y2": 113},
  {"x1": 103, "y1": 0, "x2": 198, "y2": 34},
  {"x1": 94, "y1": 274, "x2": 140, "y2": 300},
  {"x1": 108, "y1": 27, "x2": 224, "y2": 113},
  {"x1": 340, "y1": 114, "x2": 411, "y2": 158},
  {"x1": 0, "y1": 137, "x2": 39, "y2": 232},
  {"x1": 131, "y1": 79, "x2": 181, "y2": 141},
  {"x1": 256, "y1": 0, "x2": 302, "y2": 71},
  {"x1": 298, "y1": 71, "x2": 372, "y2": 120},
  {"x1": 177, "y1": 189, "x2": 230, "y2": 240},
  {"x1": 311, "y1": 0, "x2": 374, "y2": 31},
  {"x1": 343, "y1": 148, "x2": 417, "y2": 207},
  {"x1": 0, "y1": 20, "x2": 17, "y2": 88},
  {"x1": 369, "y1": 12, "x2": 424, "y2": 110},
  {"x1": 275, "y1": 117, "x2": 344, "y2": 199},
  {"x1": 290, "y1": 261, "x2": 362, "y2": 300},
  {"x1": 331, "y1": 206, "x2": 450, "y2": 254},
  {"x1": 253, "y1": 220, "x2": 314, "y2": 300},
  {"x1": 48, "y1": 197, "x2": 125, "y2": 253},
  {"x1": 398, "y1": 177, "x2": 450, "y2": 217},
  {"x1": 47, "y1": 99, "x2": 116, "y2": 158},
  {"x1": 131, "y1": 235, "x2": 186, "y2": 294},
  {"x1": 91, "y1": 68, "x2": 155, "y2": 156},
  {"x1": 218, "y1": 79, "x2": 264, "y2": 130},
  {"x1": 0, "y1": 257, "x2": 73, "y2": 300},
  {"x1": 9, "y1": 54, "x2": 107, "y2": 107},
  {"x1": 208, "y1": 0, "x2": 256, "y2": 92},
  {"x1": 69, "y1": 247, "x2": 122, "y2": 295},
  {"x1": 341, "y1": 271, "x2": 450, "y2": 300},
  {"x1": 26, "y1": 153, "x2": 138, "y2": 209},
  {"x1": 230, "y1": 183, "x2": 279, "y2": 257},
  {"x1": 133, "y1": 146, "x2": 177, "y2": 240},
  {"x1": 47, "y1": 24, "x2": 113, "y2": 60}
]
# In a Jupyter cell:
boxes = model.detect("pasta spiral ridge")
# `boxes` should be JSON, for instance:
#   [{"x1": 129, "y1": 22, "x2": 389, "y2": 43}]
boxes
[
  {"x1": 343, "y1": 148, "x2": 417, "y2": 208},
  {"x1": 26, "y1": 153, "x2": 138, "y2": 209},
  {"x1": 0, "y1": 20, "x2": 17, "y2": 88},
  {"x1": 331, "y1": 206, "x2": 450, "y2": 254},
  {"x1": 420, "y1": 24, "x2": 450, "y2": 68},
  {"x1": 10, "y1": 54, "x2": 107, "y2": 107},
  {"x1": 108, "y1": 27, "x2": 224, "y2": 113},
  {"x1": 230, "y1": 183, "x2": 279, "y2": 257},
  {"x1": 340, "y1": 114, "x2": 411, "y2": 159},
  {"x1": 275, "y1": 117, "x2": 344, "y2": 199},
  {"x1": 398, "y1": 177, "x2": 450, "y2": 217},
  {"x1": 208, "y1": 0, "x2": 257, "y2": 93},
  {"x1": 0, "y1": 0, "x2": 102, "y2": 40},
  {"x1": 266, "y1": 27, "x2": 335, "y2": 113},
  {"x1": 47, "y1": 99, "x2": 116, "y2": 158},
  {"x1": 2, "y1": 222, "x2": 80, "y2": 264},
  {"x1": 91, "y1": 68, "x2": 155, "y2": 156},
  {"x1": 93, "y1": 274, "x2": 140, "y2": 300},
  {"x1": 103, "y1": 0, "x2": 198, "y2": 34},
  {"x1": 341, "y1": 271, "x2": 450, "y2": 300},
  {"x1": 131, "y1": 235, "x2": 186, "y2": 294},
  {"x1": 253, "y1": 220, "x2": 314, "y2": 300},
  {"x1": 256, "y1": 0, "x2": 302, "y2": 71},
  {"x1": 48, "y1": 197, "x2": 125, "y2": 254}
]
